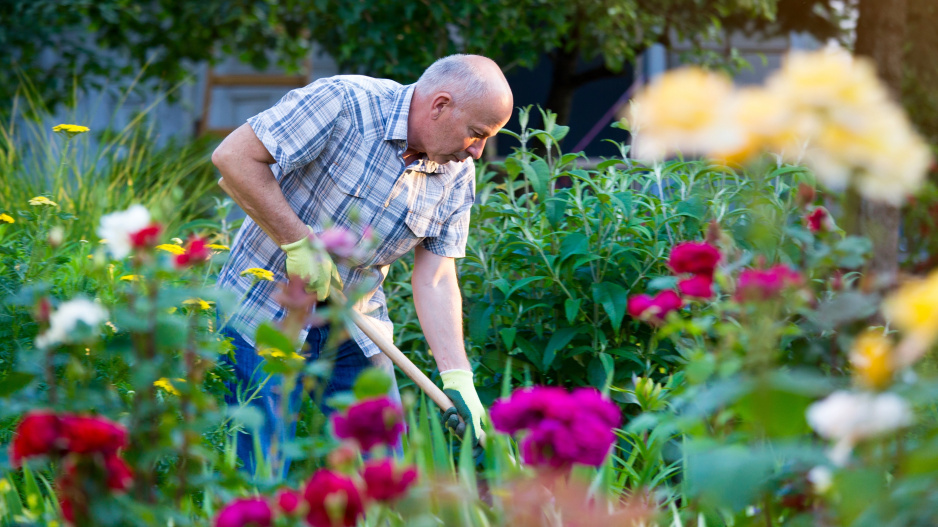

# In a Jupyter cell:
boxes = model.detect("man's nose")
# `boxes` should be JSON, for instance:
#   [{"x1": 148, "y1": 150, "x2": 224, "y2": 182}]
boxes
[{"x1": 467, "y1": 138, "x2": 487, "y2": 160}]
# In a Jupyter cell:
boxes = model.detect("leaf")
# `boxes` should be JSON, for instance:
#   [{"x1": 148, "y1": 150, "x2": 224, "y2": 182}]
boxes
[
  {"x1": 468, "y1": 302, "x2": 493, "y2": 343},
  {"x1": 591, "y1": 282, "x2": 630, "y2": 332},
  {"x1": 499, "y1": 328, "x2": 517, "y2": 350},
  {"x1": 646, "y1": 276, "x2": 679, "y2": 292},
  {"x1": 596, "y1": 159, "x2": 621, "y2": 171},
  {"x1": 508, "y1": 276, "x2": 548, "y2": 298},
  {"x1": 559, "y1": 232, "x2": 590, "y2": 264},
  {"x1": 564, "y1": 298, "x2": 581, "y2": 324},
  {"x1": 587, "y1": 352, "x2": 614, "y2": 389},
  {"x1": 0, "y1": 372, "x2": 34, "y2": 397},
  {"x1": 255, "y1": 322, "x2": 295, "y2": 353},
  {"x1": 352, "y1": 367, "x2": 392, "y2": 400},
  {"x1": 543, "y1": 327, "x2": 580, "y2": 370},
  {"x1": 522, "y1": 158, "x2": 550, "y2": 201}
]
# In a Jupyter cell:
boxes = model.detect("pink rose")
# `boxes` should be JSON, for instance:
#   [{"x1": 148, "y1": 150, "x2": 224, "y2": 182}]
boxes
[
  {"x1": 304, "y1": 469, "x2": 365, "y2": 527},
  {"x1": 60, "y1": 414, "x2": 127, "y2": 455},
  {"x1": 668, "y1": 242, "x2": 721, "y2": 277},
  {"x1": 361, "y1": 459, "x2": 418, "y2": 502},
  {"x1": 315, "y1": 227, "x2": 358, "y2": 259},
  {"x1": 805, "y1": 207, "x2": 832, "y2": 232},
  {"x1": 735, "y1": 264, "x2": 803, "y2": 301},
  {"x1": 678, "y1": 274, "x2": 714, "y2": 299},
  {"x1": 215, "y1": 498, "x2": 273, "y2": 527},
  {"x1": 627, "y1": 290, "x2": 683, "y2": 322},
  {"x1": 331, "y1": 397, "x2": 404, "y2": 451}
]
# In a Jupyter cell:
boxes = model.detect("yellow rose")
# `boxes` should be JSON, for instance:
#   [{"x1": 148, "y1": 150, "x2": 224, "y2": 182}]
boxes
[{"x1": 849, "y1": 330, "x2": 894, "y2": 390}]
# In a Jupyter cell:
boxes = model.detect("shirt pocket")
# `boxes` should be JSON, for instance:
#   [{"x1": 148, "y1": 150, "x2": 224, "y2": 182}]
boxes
[
  {"x1": 404, "y1": 174, "x2": 452, "y2": 238},
  {"x1": 324, "y1": 131, "x2": 369, "y2": 197}
]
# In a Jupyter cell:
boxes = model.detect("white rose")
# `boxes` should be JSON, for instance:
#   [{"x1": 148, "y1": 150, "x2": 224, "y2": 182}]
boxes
[
  {"x1": 806, "y1": 390, "x2": 912, "y2": 465},
  {"x1": 35, "y1": 298, "x2": 109, "y2": 349},
  {"x1": 97, "y1": 205, "x2": 151, "y2": 259}
]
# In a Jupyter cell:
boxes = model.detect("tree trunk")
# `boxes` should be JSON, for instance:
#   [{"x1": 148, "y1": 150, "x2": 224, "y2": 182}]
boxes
[{"x1": 854, "y1": 0, "x2": 907, "y2": 287}]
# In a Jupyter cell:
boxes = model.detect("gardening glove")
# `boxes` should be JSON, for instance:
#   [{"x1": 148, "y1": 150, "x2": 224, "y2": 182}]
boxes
[
  {"x1": 280, "y1": 226, "x2": 342, "y2": 300},
  {"x1": 441, "y1": 369, "x2": 486, "y2": 454}
]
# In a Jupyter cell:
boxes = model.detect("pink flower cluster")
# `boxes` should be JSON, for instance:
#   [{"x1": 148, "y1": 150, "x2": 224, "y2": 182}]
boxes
[
  {"x1": 490, "y1": 387, "x2": 621, "y2": 469},
  {"x1": 628, "y1": 241, "x2": 722, "y2": 323},
  {"x1": 735, "y1": 264, "x2": 803, "y2": 301},
  {"x1": 11, "y1": 411, "x2": 132, "y2": 523},
  {"x1": 215, "y1": 460, "x2": 417, "y2": 527},
  {"x1": 331, "y1": 397, "x2": 404, "y2": 451},
  {"x1": 311, "y1": 225, "x2": 376, "y2": 263}
]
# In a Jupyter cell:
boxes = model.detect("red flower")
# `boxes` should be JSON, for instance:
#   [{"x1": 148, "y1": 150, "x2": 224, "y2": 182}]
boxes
[
  {"x1": 104, "y1": 453, "x2": 133, "y2": 491},
  {"x1": 129, "y1": 224, "x2": 162, "y2": 249},
  {"x1": 331, "y1": 397, "x2": 404, "y2": 451},
  {"x1": 361, "y1": 459, "x2": 417, "y2": 502},
  {"x1": 805, "y1": 207, "x2": 832, "y2": 233},
  {"x1": 627, "y1": 290, "x2": 683, "y2": 322},
  {"x1": 60, "y1": 414, "x2": 127, "y2": 455},
  {"x1": 174, "y1": 236, "x2": 211, "y2": 267},
  {"x1": 678, "y1": 275, "x2": 714, "y2": 299},
  {"x1": 735, "y1": 264, "x2": 803, "y2": 301},
  {"x1": 10, "y1": 411, "x2": 65, "y2": 467},
  {"x1": 276, "y1": 488, "x2": 305, "y2": 515},
  {"x1": 668, "y1": 242, "x2": 721, "y2": 277},
  {"x1": 215, "y1": 497, "x2": 273, "y2": 527},
  {"x1": 303, "y1": 469, "x2": 365, "y2": 527}
]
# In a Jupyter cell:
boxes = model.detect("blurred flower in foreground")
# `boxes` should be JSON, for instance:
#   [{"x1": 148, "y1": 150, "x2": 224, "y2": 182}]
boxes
[
  {"x1": 331, "y1": 397, "x2": 404, "y2": 451},
  {"x1": 241, "y1": 267, "x2": 274, "y2": 281},
  {"x1": 206, "y1": 243, "x2": 230, "y2": 251},
  {"x1": 882, "y1": 270, "x2": 938, "y2": 366},
  {"x1": 0, "y1": 213, "x2": 13, "y2": 224},
  {"x1": 668, "y1": 241, "x2": 721, "y2": 277},
  {"x1": 849, "y1": 330, "x2": 894, "y2": 390},
  {"x1": 805, "y1": 207, "x2": 833, "y2": 233},
  {"x1": 678, "y1": 274, "x2": 715, "y2": 299},
  {"x1": 735, "y1": 264, "x2": 803, "y2": 302},
  {"x1": 174, "y1": 237, "x2": 211, "y2": 267},
  {"x1": 275, "y1": 488, "x2": 305, "y2": 516},
  {"x1": 35, "y1": 298, "x2": 108, "y2": 349},
  {"x1": 156, "y1": 243, "x2": 186, "y2": 255},
  {"x1": 806, "y1": 390, "x2": 912, "y2": 465},
  {"x1": 303, "y1": 469, "x2": 365, "y2": 527},
  {"x1": 214, "y1": 497, "x2": 273, "y2": 527},
  {"x1": 491, "y1": 387, "x2": 621, "y2": 469},
  {"x1": 29, "y1": 196, "x2": 58, "y2": 207},
  {"x1": 361, "y1": 459, "x2": 418, "y2": 502},
  {"x1": 627, "y1": 290, "x2": 683, "y2": 323},
  {"x1": 629, "y1": 68, "x2": 743, "y2": 160},
  {"x1": 52, "y1": 124, "x2": 90, "y2": 136},
  {"x1": 98, "y1": 205, "x2": 151, "y2": 259}
]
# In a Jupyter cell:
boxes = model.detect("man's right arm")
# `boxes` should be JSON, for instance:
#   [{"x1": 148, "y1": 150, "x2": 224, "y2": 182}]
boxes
[{"x1": 211, "y1": 123, "x2": 309, "y2": 246}]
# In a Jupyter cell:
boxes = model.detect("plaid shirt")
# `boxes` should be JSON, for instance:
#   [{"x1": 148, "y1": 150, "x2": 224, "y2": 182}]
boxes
[{"x1": 216, "y1": 75, "x2": 476, "y2": 357}]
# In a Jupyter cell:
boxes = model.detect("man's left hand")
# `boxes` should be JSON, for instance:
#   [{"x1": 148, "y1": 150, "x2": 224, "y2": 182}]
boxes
[{"x1": 440, "y1": 369, "x2": 485, "y2": 454}]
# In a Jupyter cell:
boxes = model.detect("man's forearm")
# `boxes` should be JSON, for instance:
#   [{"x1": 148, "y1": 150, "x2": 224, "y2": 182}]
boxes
[
  {"x1": 412, "y1": 260, "x2": 471, "y2": 372},
  {"x1": 212, "y1": 124, "x2": 308, "y2": 246}
]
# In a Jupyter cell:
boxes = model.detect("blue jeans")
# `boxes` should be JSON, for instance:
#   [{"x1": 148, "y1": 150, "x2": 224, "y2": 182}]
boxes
[{"x1": 220, "y1": 323, "x2": 401, "y2": 477}]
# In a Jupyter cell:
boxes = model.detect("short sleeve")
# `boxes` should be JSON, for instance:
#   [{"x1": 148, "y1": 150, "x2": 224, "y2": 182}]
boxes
[
  {"x1": 247, "y1": 79, "x2": 346, "y2": 175},
  {"x1": 421, "y1": 165, "x2": 476, "y2": 258}
]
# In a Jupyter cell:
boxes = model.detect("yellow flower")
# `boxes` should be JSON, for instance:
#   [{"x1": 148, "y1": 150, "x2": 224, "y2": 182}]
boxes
[
  {"x1": 628, "y1": 67, "x2": 743, "y2": 160},
  {"x1": 241, "y1": 267, "x2": 274, "y2": 281},
  {"x1": 258, "y1": 348, "x2": 305, "y2": 362},
  {"x1": 119, "y1": 274, "x2": 140, "y2": 282},
  {"x1": 28, "y1": 196, "x2": 58, "y2": 207},
  {"x1": 0, "y1": 213, "x2": 13, "y2": 224},
  {"x1": 52, "y1": 124, "x2": 91, "y2": 136},
  {"x1": 183, "y1": 298, "x2": 214, "y2": 311},
  {"x1": 206, "y1": 244, "x2": 230, "y2": 251},
  {"x1": 156, "y1": 243, "x2": 186, "y2": 255},
  {"x1": 849, "y1": 330, "x2": 894, "y2": 390},
  {"x1": 154, "y1": 377, "x2": 185, "y2": 396},
  {"x1": 883, "y1": 271, "x2": 938, "y2": 342}
]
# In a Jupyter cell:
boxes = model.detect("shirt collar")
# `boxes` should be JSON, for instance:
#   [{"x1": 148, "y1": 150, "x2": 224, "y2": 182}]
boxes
[
  {"x1": 383, "y1": 84, "x2": 414, "y2": 143},
  {"x1": 384, "y1": 83, "x2": 465, "y2": 175}
]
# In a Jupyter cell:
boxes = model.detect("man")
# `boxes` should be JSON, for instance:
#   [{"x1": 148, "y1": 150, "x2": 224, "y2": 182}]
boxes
[{"x1": 212, "y1": 54, "x2": 513, "y2": 472}]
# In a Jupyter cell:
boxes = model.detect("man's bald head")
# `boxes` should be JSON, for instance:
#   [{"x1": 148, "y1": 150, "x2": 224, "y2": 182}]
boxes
[{"x1": 415, "y1": 54, "x2": 513, "y2": 114}]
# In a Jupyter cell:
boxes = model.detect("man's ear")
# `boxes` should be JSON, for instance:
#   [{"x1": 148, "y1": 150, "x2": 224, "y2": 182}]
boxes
[{"x1": 430, "y1": 92, "x2": 453, "y2": 120}]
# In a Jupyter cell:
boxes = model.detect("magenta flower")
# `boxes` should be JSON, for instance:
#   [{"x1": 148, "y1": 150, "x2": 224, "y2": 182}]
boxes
[
  {"x1": 331, "y1": 397, "x2": 404, "y2": 451},
  {"x1": 275, "y1": 488, "x2": 305, "y2": 515},
  {"x1": 805, "y1": 207, "x2": 832, "y2": 233},
  {"x1": 314, "y1": 227, "x2": 358, "y2": 259},
  {"x1": 491, "y1": 387, "x2": 621, "y2": 469},
  {"x1": 735, "y1": 264, "x2": 803, "y2": 301},
  {"x1": 361, "y1": 459, "x2": 418, "y2": 502},
  {"x1": 627, "y1": 290, "x2": 683, "y2": 322},
  {"x1": 678, "y1": 274, "x2": 714, "y2": 299},
  {"x1": 304, "y1": 469, "x2": 365, "y2": 527},
  {"x1": 668, "y1": 241, "x2": 721, "y2": 277},
  {"x1": 214, "y1": 497, "x2": 273, "y2": 527}
]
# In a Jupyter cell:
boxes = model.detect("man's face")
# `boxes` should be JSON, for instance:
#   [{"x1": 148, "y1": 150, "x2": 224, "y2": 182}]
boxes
[{"x1": 422, "y1": 95, "x2": 511, "y2": 164}]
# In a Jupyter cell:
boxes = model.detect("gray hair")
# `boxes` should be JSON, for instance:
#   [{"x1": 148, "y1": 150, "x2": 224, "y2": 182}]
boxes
[{"x1": 416, "y1": 54, "x2": 491, "y2": 103}]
